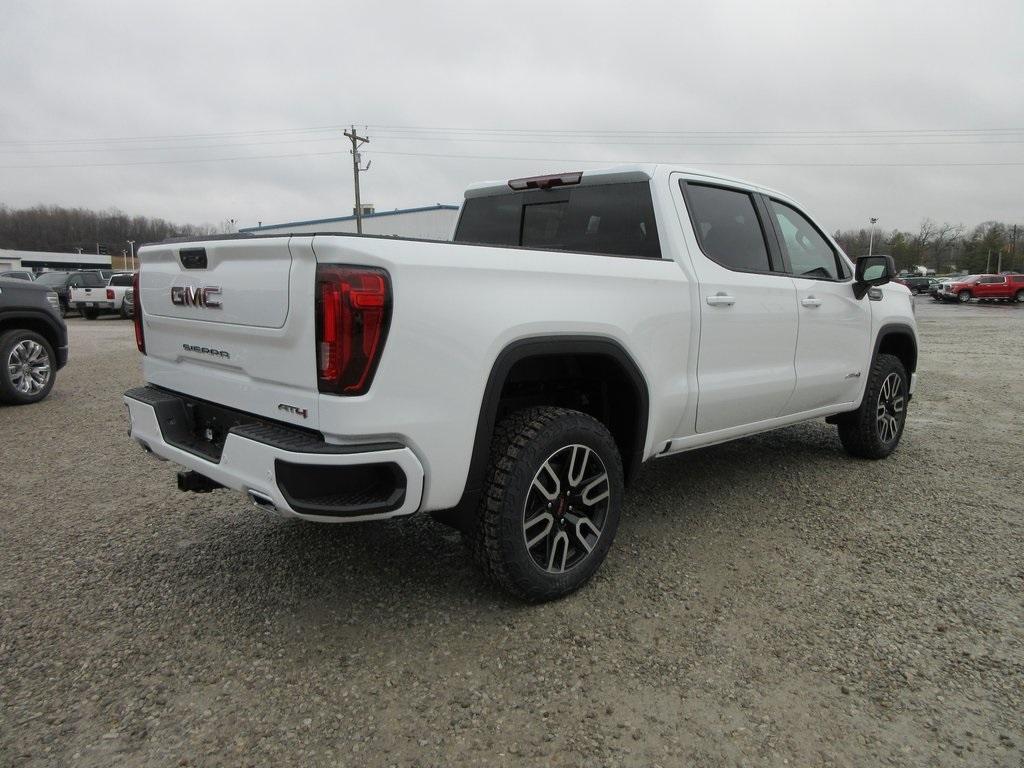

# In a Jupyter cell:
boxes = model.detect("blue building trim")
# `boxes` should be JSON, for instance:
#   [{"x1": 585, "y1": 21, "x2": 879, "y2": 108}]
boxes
[{"x1": 239, "y1": 204, "x2": 460, "y2": 232}]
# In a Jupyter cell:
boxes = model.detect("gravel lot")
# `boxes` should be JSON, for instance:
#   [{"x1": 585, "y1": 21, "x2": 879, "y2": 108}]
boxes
[{"x1": 2, "y1": 300, "x2": 1022, "y2": 767}]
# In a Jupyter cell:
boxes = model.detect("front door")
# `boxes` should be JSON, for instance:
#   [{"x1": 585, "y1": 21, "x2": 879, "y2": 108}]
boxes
[
  {"x1": 764, "y1": 199, "x2": 872, "y2": 413},
  {"x1": 677, "y1": 179, "x2": 799, "y2": 434}
]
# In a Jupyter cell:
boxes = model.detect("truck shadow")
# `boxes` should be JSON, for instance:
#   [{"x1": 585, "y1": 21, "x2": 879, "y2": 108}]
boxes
[{"x1": 120, "y1": 418, "x2": 875, "y2": 624}]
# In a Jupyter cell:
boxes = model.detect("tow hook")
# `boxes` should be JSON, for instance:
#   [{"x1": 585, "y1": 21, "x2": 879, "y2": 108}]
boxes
[{"x1": 176, "y1": 470, "x2": 223, "y2": 493}]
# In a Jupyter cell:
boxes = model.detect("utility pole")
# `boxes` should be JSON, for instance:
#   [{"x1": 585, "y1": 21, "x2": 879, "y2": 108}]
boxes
[
  {"x1": 1011, "y1": 224, "x2": 1018, "y2": 270},
  {"x1": 343, "y1": 125, "x2": 371, "y2": 233},
  {"x1": 868, "y1": 217, "x2": 878, "y2": 257},
  {"x1": 127, "y1": 240, "x2": 135, "y2": 271}
]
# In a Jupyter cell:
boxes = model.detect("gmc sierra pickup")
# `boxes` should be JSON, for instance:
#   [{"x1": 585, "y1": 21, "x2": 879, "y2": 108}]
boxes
[{"x1": 125, "y1": 165, "x2": 918, "y2": 601}]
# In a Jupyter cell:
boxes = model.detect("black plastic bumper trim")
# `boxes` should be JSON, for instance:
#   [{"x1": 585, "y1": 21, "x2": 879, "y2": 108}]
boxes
[{"x1": 124, "y1": 385, "x2": 403, "y2": 463}]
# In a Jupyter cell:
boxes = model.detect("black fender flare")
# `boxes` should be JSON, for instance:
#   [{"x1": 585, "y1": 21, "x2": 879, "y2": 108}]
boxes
[
  {"x1": 434, "y1": 335, "x2": 650, "y2": 531},
  {"x1": 873, "y1": 322, "x2": 918, "y2": 374}
]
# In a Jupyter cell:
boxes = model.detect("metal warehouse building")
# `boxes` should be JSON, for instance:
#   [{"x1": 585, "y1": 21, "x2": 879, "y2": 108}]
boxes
[
  {"x1": 0, "y1": 248, "x2": 113, "y2": 271},
  {"x1": 240, "y1": 204, "x2": 460, "y2": 240}
]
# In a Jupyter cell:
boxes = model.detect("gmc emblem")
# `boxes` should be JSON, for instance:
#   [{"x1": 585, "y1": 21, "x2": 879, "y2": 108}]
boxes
[{"x1": 171, "y1": 285, "x2": 222, "y2": 308}]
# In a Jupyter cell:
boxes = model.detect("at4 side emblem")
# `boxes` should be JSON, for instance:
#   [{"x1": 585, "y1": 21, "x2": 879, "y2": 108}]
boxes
[{"x1": 278, "y1": 403, "x2": 308, "y2": 419}]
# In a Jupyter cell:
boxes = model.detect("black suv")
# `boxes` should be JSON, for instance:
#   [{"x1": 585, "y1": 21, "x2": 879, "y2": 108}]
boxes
[
  {"x1": 0, "y1": 278, "x2": 69, "y2": 404},
  {"x1": 898, "y1": 276, "x2": 932, "y2": 294}
]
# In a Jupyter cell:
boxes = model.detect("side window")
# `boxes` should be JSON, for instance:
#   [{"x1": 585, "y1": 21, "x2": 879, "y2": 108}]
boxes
[
  {"x1": 769, "y1": 201, "x2": 841, "y2": 280},
  {"x1": 684, "y1": 183, "x2": 772, "y2": 272}
]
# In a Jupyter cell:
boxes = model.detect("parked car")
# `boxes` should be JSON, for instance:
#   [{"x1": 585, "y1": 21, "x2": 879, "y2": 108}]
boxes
[
  {"x1": 120, "y1": 281, "x2": 135, "y2": 318},
  {"x1": 124, "y1": 166, "x2": 919, "y2": 600},
  {"x1": 941, "y1": 274, "x2": 1024, "y2": 303},
  {"x1": 0, "y1": 277, "x2": 68, "y2": 404},
  {"x1": 931, "y1": 278, "x2": 955, "y2": 300},
  {"x1": 70, "y1": 271, "x2": 135, "y2": 319},
  {"x1": 32, "y1": 270, "x2": 106, "y2": 316},
  {"x1": 0, "y1": 270, "x2": 36, "y2": 282},
  {"x1": 895, "y1": 275, "x2": 932, "y2": 294}
]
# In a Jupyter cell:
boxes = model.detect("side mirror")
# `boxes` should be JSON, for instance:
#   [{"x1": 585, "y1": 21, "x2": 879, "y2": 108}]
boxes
[{"x1": 853, "y1": 255, "x2": 895, "y2": 299}]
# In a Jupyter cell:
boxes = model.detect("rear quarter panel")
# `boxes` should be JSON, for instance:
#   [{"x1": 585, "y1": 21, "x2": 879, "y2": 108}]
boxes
[{"x1": 309, "y1": 235, "x2": 693, "y2": 511}]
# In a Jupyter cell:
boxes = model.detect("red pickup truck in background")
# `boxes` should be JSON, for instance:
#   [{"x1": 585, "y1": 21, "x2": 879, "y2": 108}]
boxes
[{"x1": 941, "y1": 274, "x2": 1024, "y2": 303}]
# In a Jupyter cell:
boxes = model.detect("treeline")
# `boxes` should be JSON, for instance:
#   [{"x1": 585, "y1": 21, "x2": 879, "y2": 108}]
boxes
[
  {"x1": 0, "y1": 204, "x2": 230, "y2": 256},
  {"x1": 833, "y1": 219, "x2": 1021, "y2": 275}
]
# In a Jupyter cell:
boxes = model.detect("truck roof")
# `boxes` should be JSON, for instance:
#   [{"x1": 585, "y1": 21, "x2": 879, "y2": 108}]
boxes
[{"x1": 463, "y1": 164, "x2": 788, "y2": 199}]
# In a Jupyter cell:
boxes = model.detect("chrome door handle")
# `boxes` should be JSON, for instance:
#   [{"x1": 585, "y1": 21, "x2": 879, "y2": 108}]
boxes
[
  {"x1": 706, "y1": 293, "x2": 735, "y2": 306},
  {"x1": 800, "y1": 296, "x2": 822, "y2": 307}
]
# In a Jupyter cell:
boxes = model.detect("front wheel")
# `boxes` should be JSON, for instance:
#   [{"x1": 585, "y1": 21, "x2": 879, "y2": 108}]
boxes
[
  {"x1": 958, "y1": 290, "x2": 972, "y2": 303},
  {"x1": 470, "y1": 406, "x2": 624, "y2": 601},
  {"x1": 836, "y1": 353, "x2": 908, "y2": 459},
  {"x1": 0, "y1": 329, "x2": 56, "y2": 405}
]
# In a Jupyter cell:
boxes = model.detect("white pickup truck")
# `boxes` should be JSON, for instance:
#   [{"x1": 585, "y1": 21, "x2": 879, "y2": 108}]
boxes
[
  {"x1": 71, "y1": 272, "x2": 135, "y2": 319},
  {"x1": 125, "y1": 165, "x2": 918, "y2": 600}
]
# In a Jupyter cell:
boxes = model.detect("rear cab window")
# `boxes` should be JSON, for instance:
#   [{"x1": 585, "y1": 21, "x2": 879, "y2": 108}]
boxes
[{"x1": 454, "y1": 182, "x2": 661, "y2": 258}]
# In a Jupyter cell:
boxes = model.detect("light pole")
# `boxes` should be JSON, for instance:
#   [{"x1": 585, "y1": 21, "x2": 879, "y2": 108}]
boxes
[
  {"x1": 868, "y1": 218, "x2": 878, "y2": 257},
  {"x1": 127, "y1": 240, "x2": 135, "y2": 271}
]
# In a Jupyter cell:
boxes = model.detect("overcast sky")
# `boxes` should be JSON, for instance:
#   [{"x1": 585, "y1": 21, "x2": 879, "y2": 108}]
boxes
[{"x1": 1, "y1": 0, "x2": 1022, "y2": 234}]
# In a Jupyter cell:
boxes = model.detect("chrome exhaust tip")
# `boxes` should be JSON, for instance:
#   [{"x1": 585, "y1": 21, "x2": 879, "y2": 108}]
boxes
[{"x1": 247, "y1": 490, "x2": 278, "y2": 512}]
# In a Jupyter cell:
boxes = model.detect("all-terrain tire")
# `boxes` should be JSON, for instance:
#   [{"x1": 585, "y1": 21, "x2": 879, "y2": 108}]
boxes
[
  {"x1": 836, "y1": 353, "x2": 909, "y2": 460},
  {"x1": 469, "y1": 406, "x2": 623, "y2": 602}
]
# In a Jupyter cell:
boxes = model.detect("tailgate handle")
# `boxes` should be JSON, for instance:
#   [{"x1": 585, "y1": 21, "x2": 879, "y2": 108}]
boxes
[{"x1": 179, "y1": 248, "x2": 208, "y2": 269}]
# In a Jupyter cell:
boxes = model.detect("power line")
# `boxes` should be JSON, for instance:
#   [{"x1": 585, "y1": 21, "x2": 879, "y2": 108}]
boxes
[
  {"x1": 2, "y1": 123, "x2": 1022, "y2": 147},
  {"x1": 3, "y1": 146, "x2": 1023, "y2": 170},
  {"x1": 365, "y1": 149, "x2": 1024, "y2": 167},
  {"x1": 0, "y1": 124, "x2": 350, "y2": 146}
]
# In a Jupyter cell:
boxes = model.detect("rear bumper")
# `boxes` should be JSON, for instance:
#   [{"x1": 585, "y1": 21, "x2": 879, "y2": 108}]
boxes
[
  {"x1": 123, "y1": 386, "x2": 424, "y2": 523},
  {"x1": 74, "y1": 301, "x2": 115, "y2": 310}
]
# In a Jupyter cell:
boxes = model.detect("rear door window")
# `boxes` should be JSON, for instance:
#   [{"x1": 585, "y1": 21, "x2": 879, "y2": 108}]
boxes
[
  {"x1": 682, "y1": 182, "x2": 772, "y2": 273},
  {"x1": 454, "y1": 182, "x2": 661, "y2": 258}
]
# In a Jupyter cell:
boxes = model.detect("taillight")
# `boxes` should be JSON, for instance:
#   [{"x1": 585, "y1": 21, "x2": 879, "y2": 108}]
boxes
[
  {"x1": 106, "y1": 288, "x2": 115, "y2": 300},
  {"x1": 315, "y1": 265, "x2": 391, "y2": 395},
  {"x1": 132, "y1": 271, "x2": 145, "y2": 354}
]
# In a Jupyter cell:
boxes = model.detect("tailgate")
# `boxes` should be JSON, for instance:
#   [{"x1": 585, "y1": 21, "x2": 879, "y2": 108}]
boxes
[{"x1": 137, "y1": 236, "x2": 321, "y2": 427}]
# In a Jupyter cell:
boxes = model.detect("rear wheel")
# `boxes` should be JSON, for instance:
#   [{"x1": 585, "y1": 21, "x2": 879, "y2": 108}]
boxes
[
  {"x1": 0, "y1": 329, "x2": 56, "y2": 405},
  {"x1": 1016, "y1": 290, "x2": 1024, "y2": 304},
  {"x1": 470, "y1": 406, "x2": 623, "y2": 601},
  {"x1": 836, "y1": 353, "x2": 908, "y2": 459}
]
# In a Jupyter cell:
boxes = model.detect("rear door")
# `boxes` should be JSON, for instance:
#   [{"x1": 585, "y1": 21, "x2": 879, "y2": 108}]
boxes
[
  {"x1": 677, "y1": 178, "x2": 798, "y2": 433},
  {"x1": 979, "y1": 275, "x2": 1008, "y2": 298},
  {"x1": 763, "y1": 198, "x2": 871, "y2": 413}
]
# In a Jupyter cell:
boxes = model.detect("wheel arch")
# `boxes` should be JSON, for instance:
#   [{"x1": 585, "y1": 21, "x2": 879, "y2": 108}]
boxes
[
  {"x1": 434, "y1": 335, "x2": 650, "y2": 531},
  {"x1": 874, "y1": 323, "x2": 918, "y2": 376},
  {"x1": 0, "y1": 312, "x2": 64, "y2": 366}
]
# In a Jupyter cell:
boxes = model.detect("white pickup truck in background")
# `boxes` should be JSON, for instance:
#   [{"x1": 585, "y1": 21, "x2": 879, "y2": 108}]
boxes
[
  {"x1": 125, "y1": 165, "x2": 918, "y2": 601},
  {"x1": 71, "y1": 272, "x2": 135, "y2": 320}
]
